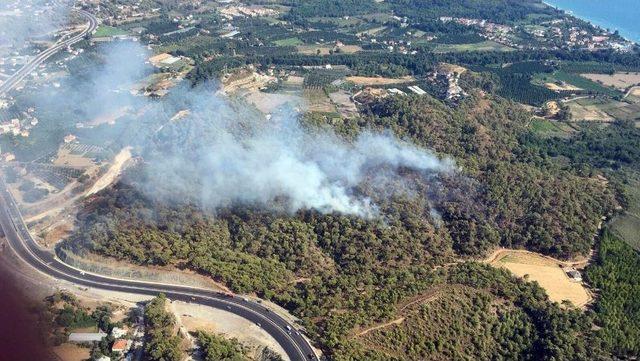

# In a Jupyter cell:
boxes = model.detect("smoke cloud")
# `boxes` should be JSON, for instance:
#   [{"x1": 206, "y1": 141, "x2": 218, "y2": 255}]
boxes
[
  {"x1": 143, "y1": 102, "x2": 454, "y2": 216},
  {"x1": 0, "y1": 0, "x2": 72, "y2": 50},
  {"x1": 8, "y1": 12, "x2": 455, "y2": 217}
]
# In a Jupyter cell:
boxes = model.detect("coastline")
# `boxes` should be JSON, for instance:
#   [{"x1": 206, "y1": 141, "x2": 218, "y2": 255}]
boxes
[{"x1": 542, "y1": 0, "x2": 638, "y2": 44}]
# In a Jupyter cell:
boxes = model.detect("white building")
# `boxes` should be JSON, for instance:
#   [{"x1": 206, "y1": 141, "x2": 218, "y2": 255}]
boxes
[{"x1": 111, "y1": 327, "x2": 127, "y2": 338}]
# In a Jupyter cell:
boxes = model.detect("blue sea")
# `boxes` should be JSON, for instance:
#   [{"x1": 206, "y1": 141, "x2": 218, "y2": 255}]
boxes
[{"x1": 544, "y1": 0, "x2": 640, "y2": 43}]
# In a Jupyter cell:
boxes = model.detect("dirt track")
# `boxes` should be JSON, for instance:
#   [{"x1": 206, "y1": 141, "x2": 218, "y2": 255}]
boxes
[{"x1": 86, "y1": 147, "x2": 132, "y2": 196}]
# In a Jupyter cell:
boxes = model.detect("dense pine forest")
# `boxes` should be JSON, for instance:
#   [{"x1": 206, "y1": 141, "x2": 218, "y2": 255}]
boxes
[
  {"x1": 61, "y1": 88, "x2": 640, "y2": 358},
  {"x1": 15, "y1": 0, "x2": 636, "y2": 359}
]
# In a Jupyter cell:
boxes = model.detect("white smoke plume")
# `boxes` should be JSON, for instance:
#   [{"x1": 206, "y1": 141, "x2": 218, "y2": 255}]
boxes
[
  {"x1": 0, "y1": 0, "x2": 72, "y2": 49},
  {"x1": 6, "y1": 13, "x2": 455, "y2": 218},
  {"x1": 141, "y1": 91, "x2": 454, "y2": 217}
]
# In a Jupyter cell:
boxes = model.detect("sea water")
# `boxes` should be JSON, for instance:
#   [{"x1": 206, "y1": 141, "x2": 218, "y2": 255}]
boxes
[{"x1": 545, "y1": 0, "x2": 640, "y2": 43}]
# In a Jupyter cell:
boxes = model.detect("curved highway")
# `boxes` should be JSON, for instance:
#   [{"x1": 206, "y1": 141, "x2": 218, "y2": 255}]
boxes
[
  {"x1": 0, "y1": 9, "x2": 97, "y2": 96},
  {"x1": 0, "y1": 7, "x2": 318, "y2": 361},
  {"x1": 0, "y1": 178, "x2": 317, "y2": 360}
]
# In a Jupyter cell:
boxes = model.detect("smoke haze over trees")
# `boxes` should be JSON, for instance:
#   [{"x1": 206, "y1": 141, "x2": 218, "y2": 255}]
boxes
[{"x1": 27, "y1": 39, "x2": 455, "y2": 217}]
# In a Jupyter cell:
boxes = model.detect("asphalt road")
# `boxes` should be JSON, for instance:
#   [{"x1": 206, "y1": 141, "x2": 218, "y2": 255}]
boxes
[
  {"x1": 0, "y1": 9, "x2": 97, "y2": 96},
  {"x1": 0, "y1": 7, "x2": 318, "y2": 360},
  {"x1": 0, "y1": 178, "x2": 317, "y2": 360}
]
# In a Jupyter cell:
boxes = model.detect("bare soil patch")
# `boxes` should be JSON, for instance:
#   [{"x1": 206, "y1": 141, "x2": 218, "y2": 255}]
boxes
[
  {"x1": 346, "y1": 76, "x2": 415, "y2": 85},
  {"x1": 328, "y1": 90, "x2": 358, "y2": 118},
  {"x1": 171, "y1": 301, "x2": 290, "y2": 361},
  {"x1": 545, "y1": 82, "x2": 582, "y2": 91},
  {"x1": 53, "y1": 148, "x2": 95, "y2": 168},
  {"x1": 356, "y1": 318, "x2": 405, "y2": 337},
  {"x1": 243, "y1": 91, "x2": 300, "y2": 114},
  {"x1": 86, "y1": 147, "x2": 132, "y2": 196},
  {"x1": 41, "y1": 219, "x2": 73, "y2": 248},
  {"x1": 222, "y1": 69, "x2": 275, "y2": 93},
  {"x1": 283, "y1": 75, "x2": 304, "y2": 86},
  {"x1": 52, "y1": 343, "x2": 91, "y2": 361}
]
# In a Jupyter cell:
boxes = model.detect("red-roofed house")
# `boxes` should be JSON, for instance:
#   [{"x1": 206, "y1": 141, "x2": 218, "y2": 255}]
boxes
[{"x1": 112, "y1": 339, "x2": 130, "y2": 353}]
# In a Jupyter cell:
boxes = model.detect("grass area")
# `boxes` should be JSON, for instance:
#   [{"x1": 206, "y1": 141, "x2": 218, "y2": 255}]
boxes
[
  {"x1": 93, "y1": 25, "x2": 128, "y2": 37},
  {"x1": 611, "y1": 175, "x2": 640, "y2": 250},
  {"x1": 434, "y1": 40, "x2": 514, "y2": 53},
  {"x1": 529, "y1": 118, "x2": 575, "y2": 137},
  {"x1": 610, "y1": 214, "x2": 640, "y2": 250},
  {"x1": 69, "y1": 325, "x2": 98, "y2": 332},
  {"x1": 356, "y1": 25, "x2": 387, "y2": 36},
  {"x1": 273, "y1": 37, "x2": 303, "y2": 46},
  {"x1": 304, "y1": 89, "x2": 337, "y2": 113},
  {"x1": 598, "y1": 101, "x2": 640, "y2": 121},
  {"x1": 530, "y1": 119, "x2": 563, "y2": 133},
  {"x1": 308, "y1": 16, "x2": 362, "y2": 27},
  {"x1": 554, "y1": 71, "x2": 621, "y2": 96},
  {"x1": 569, "y1": 97, "x2": 640, "y2": 121}
]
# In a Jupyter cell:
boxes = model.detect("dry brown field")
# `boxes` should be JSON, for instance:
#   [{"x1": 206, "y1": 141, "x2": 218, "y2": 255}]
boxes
[
  {"x1": 346, "y1": 75, "x2": 415, "y2": 85},
  {"x1": 567, "y1": 102, "x2": 614, "y2": 122},
  {"x1": 52, "y1": 344, "x2": 90, "y2": 361},
  {"x1": 487, "y1": 249, "x2": 591, "y2": 307},
  {"x1": 582, "y1": 72, "x2": 640, "y2": 89},
  {"x1": 544, "y1": 82, "x2": 582, "y2": 91}
]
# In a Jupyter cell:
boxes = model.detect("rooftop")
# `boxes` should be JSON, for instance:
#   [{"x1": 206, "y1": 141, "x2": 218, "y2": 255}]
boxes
[{"x1": 112, "y1": 339, "x2": 129, "y2": 352}]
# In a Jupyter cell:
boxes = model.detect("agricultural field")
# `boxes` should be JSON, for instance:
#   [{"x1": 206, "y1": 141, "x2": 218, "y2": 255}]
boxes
[
  {"x1": 93, "y1": 25, "x2": 128, "y2": 37},
  {"x1": 433, "y1": 40, "x2": 514, "y2": 53},
  {"x1": 534, "y1": 71, "x2": 622, "y2": 97},
  {"x1": 582, "y1": 72, "x2": 640, "y2": 90},
  {"x1": 303, "y1": 89, "x2": 336, "y2": 113},
  {"x1": 52, "y1": 343, "x2": 91, "y2": 361},
  {"x1": 595, "y1": 100, "x2": 640, "y2": 121},
  {"x1": 356, "y1": 26, "x2": 387, "y2": 36},
  {"x1": 273, "y1": 37, "x2": 303, "y2": 46},
  {"x1": 308, "y1": 16, "x2": 363, "y2": 27},
  {"x1": 296, "y1": 44, "x2": 362, "y2": 55},
  {"x1": 243, "y1": 91, "x2": 300, "y2": 114},
  {"x1": 566, "y1": 98, "x2": 615, "y2": 122},
  {"x1": 610, "y1": 176, "x2": 640, "y2": 250},
  {"x1": 529, "y1": 118, "x2": 575, "y2": 137},
  {"x1": 328, "y1": 90, "x2": 358, "y2": 118},
  {"x1": 53, "y1": 143, "x2": 101, "y2": 168},
  {"x1": 487, "y1": 250, "x2": 591, "y2": 307},
  {"x1": 566, "y1": 97, "x2": 640, "y2": 122}
]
